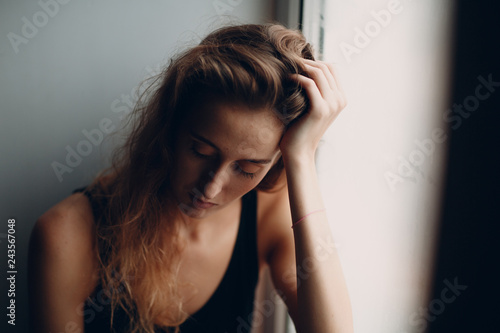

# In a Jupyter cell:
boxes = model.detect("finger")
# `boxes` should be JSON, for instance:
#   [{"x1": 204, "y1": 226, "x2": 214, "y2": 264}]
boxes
[
  {"x1": 303, "y1": 59, "x2": 337, "y2": 93},
  {"x1": 302, "y1": 63, "x2": 333, "y2": 100},
  {"x1": 323, "y1": 62, "x2": 347, "y2": 102},
  {"x1": 289, "y1": 74, "x2": 324, "y2": 111},
  {"x1": 309, "y1": 60, "x2": 348, "y2": 109}
]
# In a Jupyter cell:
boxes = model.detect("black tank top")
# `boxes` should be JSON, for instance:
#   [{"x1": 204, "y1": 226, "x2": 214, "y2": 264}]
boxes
[{"x1": 73, "y1": 186, "x2": 259, "y2": 333}]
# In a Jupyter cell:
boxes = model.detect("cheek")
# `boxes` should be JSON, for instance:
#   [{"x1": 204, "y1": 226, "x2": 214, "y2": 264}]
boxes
[
  {"x1": 172, "y1": 151, "x2": 203, "y2": 186},
  {"x1": 221, "y1": 179, "x2": 259, "y2": 203}
]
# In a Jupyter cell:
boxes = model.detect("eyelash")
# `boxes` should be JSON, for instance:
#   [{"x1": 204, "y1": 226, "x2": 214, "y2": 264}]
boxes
[
  {"x1": 235, "y1": 165, "x2": 256, "y2": 179},
  {"x1": 190, "y1": 145, "x2": 211, "y2": 159},
  {"x1": 190, "y1": 144, "x2": 256, "y2": 179}
]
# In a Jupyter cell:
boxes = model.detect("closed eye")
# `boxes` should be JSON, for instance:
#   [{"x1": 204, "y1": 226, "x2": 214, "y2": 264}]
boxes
[
  {"x1": 190, "y1": 144, "x2": 214, "y2": 159},
  {"x1": 233, "y1": 163, "x2": 256, "y2": 179},
  {"x1": 191, "y1": 146, "x2": 256, "y2": 179}
]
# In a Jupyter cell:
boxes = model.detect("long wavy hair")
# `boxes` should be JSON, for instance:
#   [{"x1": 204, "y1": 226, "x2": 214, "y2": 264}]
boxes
[{"x1": 86, "y1": 23, "x2": 314, "y2": 332}]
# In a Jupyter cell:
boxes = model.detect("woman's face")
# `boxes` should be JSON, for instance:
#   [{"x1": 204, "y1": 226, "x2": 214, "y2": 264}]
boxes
[{"x1": 170, "y1": 98, "x2": 284, "y2": 219}]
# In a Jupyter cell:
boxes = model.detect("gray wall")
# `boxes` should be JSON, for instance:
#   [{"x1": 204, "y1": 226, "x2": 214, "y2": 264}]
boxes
[{"x1": 0, "y1": 1, "x2": 274, "y2": 331}]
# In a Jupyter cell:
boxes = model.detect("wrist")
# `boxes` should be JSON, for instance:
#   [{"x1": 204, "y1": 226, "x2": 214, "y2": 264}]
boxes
[{"x1": 281, "y1": 149, "x2": 316, "y2": 170}]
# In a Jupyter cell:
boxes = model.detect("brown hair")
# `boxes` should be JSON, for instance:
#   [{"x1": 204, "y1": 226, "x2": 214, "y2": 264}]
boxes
[{"x1": 87, "y1": 23, "x2": 314, "y2": 332}]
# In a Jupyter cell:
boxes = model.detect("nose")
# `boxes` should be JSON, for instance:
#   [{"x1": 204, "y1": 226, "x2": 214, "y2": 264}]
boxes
[{"x1": 203, "y1": 167, "x2": 228, "y2": 200}]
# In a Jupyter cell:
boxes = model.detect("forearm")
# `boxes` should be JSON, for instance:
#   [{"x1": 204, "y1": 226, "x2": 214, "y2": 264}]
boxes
[{"x1": 284, "y1": 154, "x2": 353, "y2": 333}]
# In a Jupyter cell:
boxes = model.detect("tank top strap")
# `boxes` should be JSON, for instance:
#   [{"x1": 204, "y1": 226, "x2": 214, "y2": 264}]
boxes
[
  {"x1": 234, "y1": 189, "x2": 258, "y2": 282},
  {"x1": 72, "y1": 185, "x2": 106, "y2": 225}
]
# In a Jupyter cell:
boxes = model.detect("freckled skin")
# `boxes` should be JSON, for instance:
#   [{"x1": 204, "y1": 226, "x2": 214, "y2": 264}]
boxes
[
  {"x1": 28, "y1": 56, "x2": 353, "y2": 332},
  {"x1": 169, "y1": 99, "x2": 284, "y2": 220}
]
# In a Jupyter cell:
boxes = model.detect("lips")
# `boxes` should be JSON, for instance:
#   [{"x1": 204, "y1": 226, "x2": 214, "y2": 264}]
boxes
[{"x1": 189, "y1": 192, "x2": 216, "y2": 209}]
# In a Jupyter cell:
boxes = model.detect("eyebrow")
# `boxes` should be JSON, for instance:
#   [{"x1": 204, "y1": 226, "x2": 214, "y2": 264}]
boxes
[{"x1": 190, "y1": 131, "x2": 273, "y2": 165}]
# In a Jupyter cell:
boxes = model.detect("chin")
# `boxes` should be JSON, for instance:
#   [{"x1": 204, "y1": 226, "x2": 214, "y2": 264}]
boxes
[
  {"x1": 175, "y1": 194, "x2": 213, "y2": 219},
  {"x1": 178, "y1": 203, "x2": 215, "y2": 219}
]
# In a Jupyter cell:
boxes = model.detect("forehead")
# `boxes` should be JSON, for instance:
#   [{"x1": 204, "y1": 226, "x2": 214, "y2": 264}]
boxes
[{"x1": 184, "y1": 100, "x2": 284, "y2": 157}]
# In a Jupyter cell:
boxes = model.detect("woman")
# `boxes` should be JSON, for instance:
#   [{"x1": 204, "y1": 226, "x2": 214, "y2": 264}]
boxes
[{"x1": 28, "y1": 23, "x2": 353, "y2": 333}]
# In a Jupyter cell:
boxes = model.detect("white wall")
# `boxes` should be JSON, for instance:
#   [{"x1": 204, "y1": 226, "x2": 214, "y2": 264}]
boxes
[
  {"x1": 313, "y1": 0, "x2": 454, "y2": 332},
  {"x1": 0, "y1": 1, "x2": 274, "y2": 332}
]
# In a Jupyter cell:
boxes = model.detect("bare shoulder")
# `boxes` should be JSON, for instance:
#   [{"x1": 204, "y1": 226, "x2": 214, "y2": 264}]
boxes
[
  {"x1": 29, "y1": 191, "x2": 100, "y2": 329},
  {"x1": 257, "y1": 184, "x2": 291, "y2": 225},
  {"x1": 32, "y1": 191, "x2": 97, "y2": 262}
]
